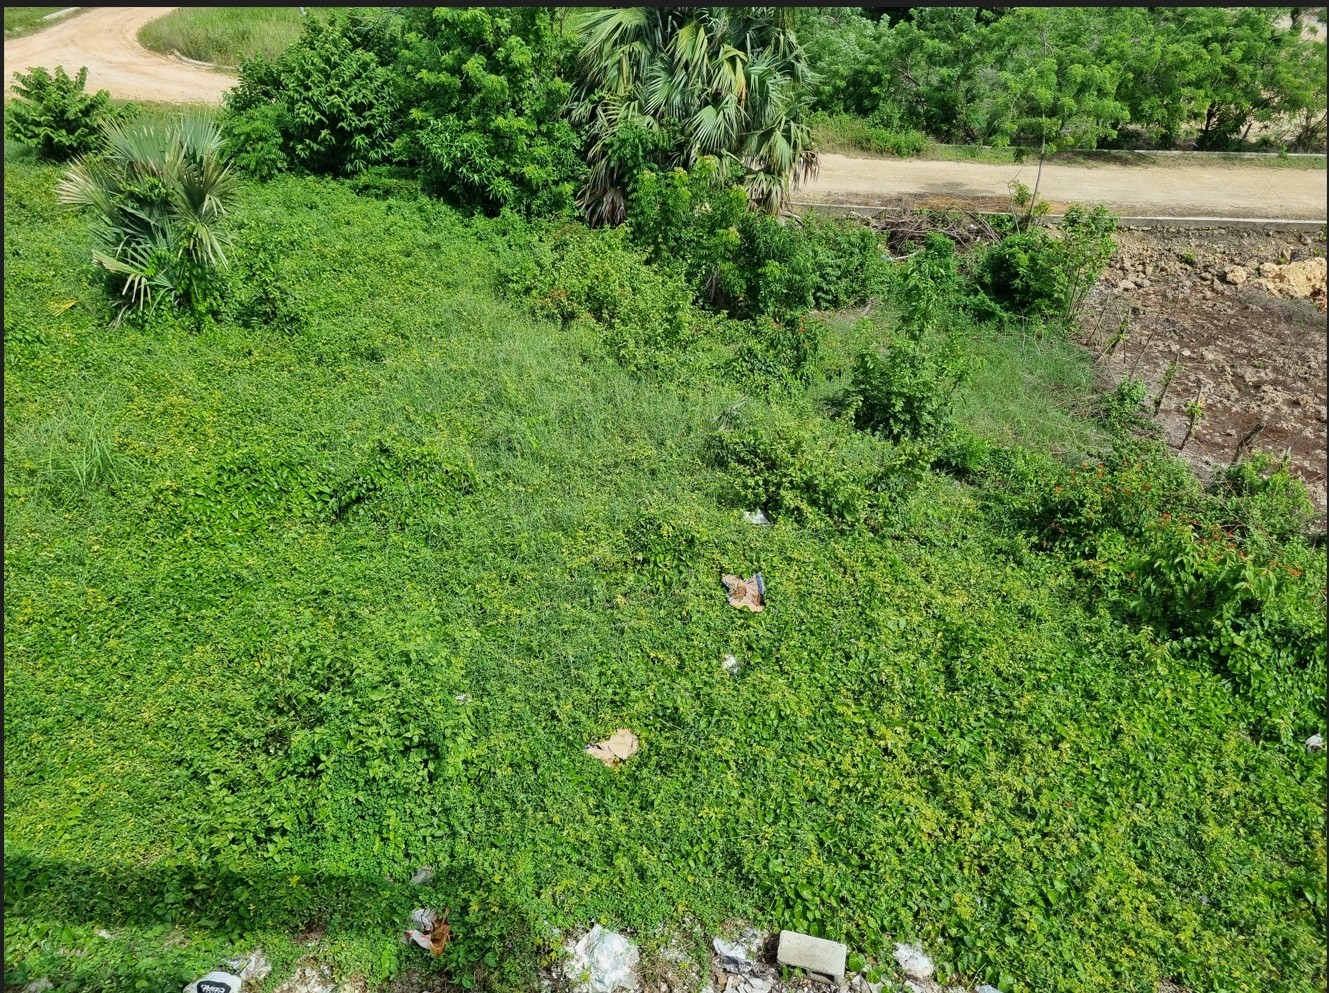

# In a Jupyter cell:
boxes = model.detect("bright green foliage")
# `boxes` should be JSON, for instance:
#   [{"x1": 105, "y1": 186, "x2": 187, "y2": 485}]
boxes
[
  {"x1": 977, "y1": 205, "x2": 1118, "y2": 327},
  {"x1": 136, "y1": 6, "x2": 307, "y2": 67},
  {"x1": 5, "y1": 156, "x2": 1326, "y2": 993},
  {"x1": 392, "y1": 7, "x2": 583, "y2": 216},
  {"x1": 56, "y1": 114, "x2": 238, "y2": 328},
  {"x1": 223, "y1": 11, "x2": 401, "y2": 176},
  {"x1": 6, "y1": 66, "x2": 121, "y2": 162},
  {"x1": 571, "y1": 7, "x2": 817, "y2": 224}
]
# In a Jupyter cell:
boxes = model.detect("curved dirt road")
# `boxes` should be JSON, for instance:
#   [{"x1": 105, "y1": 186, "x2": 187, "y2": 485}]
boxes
[
  {"x1": 5, "y1": 8, "x2": 1327, "y2": 220},
  {"x1": 3, "y1": 7, "x2": 236, "y2": 105}
]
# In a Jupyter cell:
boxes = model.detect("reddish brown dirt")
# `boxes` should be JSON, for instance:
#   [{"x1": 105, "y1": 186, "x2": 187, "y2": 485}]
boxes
[{"x1": 1084, "y1": 226, "x2": 1328, "y2": 514}]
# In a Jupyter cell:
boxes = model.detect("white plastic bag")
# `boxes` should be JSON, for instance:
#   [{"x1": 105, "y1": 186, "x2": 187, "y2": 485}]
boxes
[
  {"x1": 568, "y1": 924, "x2": 640, "y2": 993},
  {"x1": 893, "y1": 942, "x2": 934, "y2": 979}
]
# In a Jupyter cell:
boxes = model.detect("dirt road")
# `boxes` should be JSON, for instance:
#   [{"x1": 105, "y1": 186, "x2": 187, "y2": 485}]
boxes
[
  {"x1": 5, "y1": 8, "x2": 1327, "y2": 221},
  {"x1": 3, "y1": 7, "x2": 235, "y2": 105},
  {"x1": 802, "y1": 154, "x2": 1327, "y2": 221}
]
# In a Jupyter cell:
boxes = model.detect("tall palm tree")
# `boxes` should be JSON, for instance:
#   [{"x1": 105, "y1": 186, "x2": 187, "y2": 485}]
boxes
[
  {"x1": 57, "y1": 114, "x2": 237, "y2": 327},
  {"x1": 570, "y1": 7, "x2": 818, "y2": 225}
]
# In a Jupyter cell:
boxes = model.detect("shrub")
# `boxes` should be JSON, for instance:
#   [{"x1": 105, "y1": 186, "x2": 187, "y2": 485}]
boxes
[
  {"x1": 1213, "y1": 451, "x2": 1319, "y2": 550},
  {"x1": 223, "y1": 13, "x2": 400, "y2": 177},
  {"x1": 57, "y1": 115, "x2": 238, "y2": 328},
  {"x1": 392, "y1": 7, "x2": 584, "y2": 216},
  {"x1": 219, "y1": 100, "x2": 286, "y2": 180},
  {"x1": 801, "y1": 213, "x2": 890, "y2": 310},
  {"x1": 976, "y1": 205, "x2": 1118, "y2": 326},
  {"x1": 503, "y1": 224, "x2": 695, "y2": 373},
  {"x1": 6, "y1": 66, "x2": 120, "y2": 162},
  {"x1": 848, "y1": 334, "x2": 969, "y2": 444}
]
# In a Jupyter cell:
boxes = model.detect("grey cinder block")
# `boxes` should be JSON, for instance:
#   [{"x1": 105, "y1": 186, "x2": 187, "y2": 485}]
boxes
[{"x1": 776, "y1": 930, "x2": 846, "y2": 984}]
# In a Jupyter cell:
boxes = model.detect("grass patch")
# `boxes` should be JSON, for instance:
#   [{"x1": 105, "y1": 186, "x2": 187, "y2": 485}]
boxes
[
  {"x1": 4, "y1": 6, "x2": 75, "y2": 39},
  {"x1": 4, "y1": 146, "x2": 1325, "y2": 993},
  {"x1": 136, "y1": 7, "x2": 309, "y2": 68}
]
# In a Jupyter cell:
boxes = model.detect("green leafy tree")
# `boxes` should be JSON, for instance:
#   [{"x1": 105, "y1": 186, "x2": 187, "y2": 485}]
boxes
[
  {"x1": 7, "y1": 65, "x2": 121, "y2": 161},
  {"x1": 57, "y1": 115, "x2": 238, "y2": 327},
  {"x1": 570, "y1": 6, "x2": 818, "y2": 225},
  {"x1": 391, "y1": 6, "x2": 584, "y2": 215}
]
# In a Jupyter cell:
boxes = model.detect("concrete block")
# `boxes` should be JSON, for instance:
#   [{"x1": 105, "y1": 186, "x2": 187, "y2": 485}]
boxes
[{"x1": 776, "y1": 931, "x2": 846, "y2": 984}]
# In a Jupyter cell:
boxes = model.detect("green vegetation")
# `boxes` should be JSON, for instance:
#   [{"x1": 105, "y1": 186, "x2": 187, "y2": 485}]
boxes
[
  {"x1": 4, "y1": 7, "x2": 67, "y2": 39},
  {"x1": 6, "y1": 66, "x2": 122, "y2": 162},
  {"x1": 6, "y1": 83, "x2": 1326, "y2": 991},
  {"x1": 799, "y1": 6, "x2": 1328, "y2": 153},
  {"x1": 135, "y1": 6, "x2": 307, "y2": 68}
]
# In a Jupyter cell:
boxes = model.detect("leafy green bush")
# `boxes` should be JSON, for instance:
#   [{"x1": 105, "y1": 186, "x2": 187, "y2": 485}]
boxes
[
  {"x1": 848, "y1": 335, "x2": 968, "y2": 444},
  {"x1": 503, "y1": 223, "x2": 695, "y2": 373},
  {"x1": 976, "y1": 205, "x2": 1117, "y2": 326},
  {"x1": 808, "y1": 111, "x2": 930, "y2": 157},
  {"x1": 6, "y1": 66, "x2": 121, "y2": 162},
  {"x1": 223, "y1": 13, "x2": 400, "y2": 176},
  {"x1": 1213, "y1": 451, "x2": 1319, "y2": 550},
  {"x1": 219, "y1": 99, "x2": 286, "y2": 180},
  {"x1": 57, "y1": 114, "x2": 238, "y2": 328},
  {"x1": 801, "y1": 213, "x2": 891, "y2": 310},
  {"x1": 392, "y1": 7, "x2": 584, "y2": 216}
]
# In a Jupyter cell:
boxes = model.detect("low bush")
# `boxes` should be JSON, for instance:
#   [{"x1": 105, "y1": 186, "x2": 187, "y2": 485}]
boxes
[
  {"x1": 808, "y1": 111, "x2": 930, "y2": 158},
  {"x1": 976, "y1": 205, "x2": 1118, "y2": 326},
  {"x1": 6, "y1": 66, "x2": 122, "y2": 162},
  {"x1": 57, "y1": 114, "x2": 238, "y2": 328}
]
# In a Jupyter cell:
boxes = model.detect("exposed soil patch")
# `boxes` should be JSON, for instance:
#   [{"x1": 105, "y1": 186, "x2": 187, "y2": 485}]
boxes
[{"x1": 1083, "y1": 225, "x2": 1328, "y2": 514}]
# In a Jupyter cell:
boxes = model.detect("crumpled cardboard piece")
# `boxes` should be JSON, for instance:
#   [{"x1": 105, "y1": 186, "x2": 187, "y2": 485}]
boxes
[
  {"x1": 586, "y1": 729, "x2": 640, "y2": 768},
  {"x1": 403, "y1": 907, "x2": 451, "y2": 956},
  {"x1": 721, "y1": 573, "x2": 765, "y2": 612}
]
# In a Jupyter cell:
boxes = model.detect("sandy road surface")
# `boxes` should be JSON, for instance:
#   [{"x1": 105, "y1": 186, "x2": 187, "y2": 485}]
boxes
[
  {"x1": 4, "y1": 7, "x2": 236, "y2": 105},
  {"x1": 5, "y1": 8, "x2": 1327, "y2": 221},
  {"x1": 803, "y1": 154, "x2": 1328, "y2": 221}
]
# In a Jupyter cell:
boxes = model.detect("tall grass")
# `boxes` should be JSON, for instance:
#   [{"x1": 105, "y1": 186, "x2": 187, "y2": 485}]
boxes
[{"x1": 136, "y1": 7, "x2": 308, "y2": 67}]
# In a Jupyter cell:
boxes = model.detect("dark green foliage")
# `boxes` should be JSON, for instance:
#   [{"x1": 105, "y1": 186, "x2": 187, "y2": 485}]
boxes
[
  {"x1": 801, "y1": 212, "x2": 891, "y2": 309},
  {"x1": 392, "y1": 7, "x2": 583, "y2": 216},
  {"x1": 848, "y1": 334, "x2": 968, "y2": 444},
  {"x1": 1212, "y1": 451, "x2": 1320, "y2": 550},
  {"x1": 6, "y1": 65, "x2": 120, "y2": 162},
  {"x1": 977, "y1": 205, "x2": 1118, "y2": 326},
  {"x1": 223, "y1": 13, "x2": 401, "y2": 176}
]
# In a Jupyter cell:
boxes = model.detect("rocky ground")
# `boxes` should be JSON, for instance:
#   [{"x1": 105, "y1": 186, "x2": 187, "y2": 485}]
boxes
[{"x1": 1085, "y1": 225, "x2": 1327, "y2": 517}]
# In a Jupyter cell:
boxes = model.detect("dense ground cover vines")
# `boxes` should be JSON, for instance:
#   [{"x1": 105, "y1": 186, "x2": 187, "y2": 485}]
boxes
[
  {"x1": 799, "y1": 6, "x2": 1328, "y2": 153},
  {"x1": 5, "y1": 115, "x2": 1326, "y2": 993}
]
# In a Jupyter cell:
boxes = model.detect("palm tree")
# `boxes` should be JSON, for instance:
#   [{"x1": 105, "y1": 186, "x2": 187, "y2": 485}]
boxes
[
  {"x1": 57, "y1": 114, "x2": 238, "y2": 327},
  {"x1": 570, "y1": 7, "x2": 818, "y2": 225}
]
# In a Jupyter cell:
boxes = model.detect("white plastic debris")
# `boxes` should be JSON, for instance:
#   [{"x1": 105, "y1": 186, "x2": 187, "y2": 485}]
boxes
[
  {"x1": 566, "y1": 924, "x2": 641, "y2": 993},
  {"x1": 238, "y1": 948, "x2": 272, "y2": 983},
  {"x1": 976, "y1": 986, "x2": 1004, "y2": 993},
  {"x1": 722, "y1": 654, "x2": 741, "y2": 676},
  {"x1": 410, "y1": 865, "x2": 435, "y2": 885},
  {"x1": 184, "y1": 973, "x2": 242, "y2": 993},
  {"x1": 1306, "y1": 733, "x2": 1324, "y2": 751},
  {"x1": 455, "y1": 693, "x2": 471, "y2": 704},
  {"x1": 742, "y1": 509, "x2": 771, "y2": 526},
  {"x1": 893, "y1": 943, "x2": 934, "y2": 980},
  {"x1": 713, "y1": 936, "x2": 753, "y2": 972}
]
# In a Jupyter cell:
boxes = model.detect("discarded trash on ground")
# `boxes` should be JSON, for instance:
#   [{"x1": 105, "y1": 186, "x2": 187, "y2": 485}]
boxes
[
  {"x1": 223, "y1": 947, "x2": 272, "y2": 985},
  {"x1": 722, "y1": 573, "x2": 765, "y2": 612},
  {"x1": 723, "y1": 976, "x2": 773, "y2": 993},
  {"x1": 565, "y1": 924, "x2": 641, "y2": 993},
  {"x1": 410, "y1": 865, "x2": 435, "y2": 885},
  {"x1": 742, "y1": 509, "x2": 771, "y2": 526},
  {"x1": 1306, "y1": 733, "x2": 1324, "y2": 751},
  {"x1": 722, "y1": 654, "x2": 741, "y2": 676},
  {"x1": 47, "y1": 299, "x2": 78, "y2": 316},
  {"x1": 892, "y1": 942, "x2": 934, "y2": 979},
  {"x1": 454, "y1": 693, "x2": 471, "y2": 704},
  {"x1": 403, "y1": 907, "x2": 451, "y2": 957},
  {"x1": 713, "y1": 935, "x2": 755, "y2": 973},
  {"x1": 585, "y1": 729, "x2": 640, "y2": 768},
  {"x1": 184, "y1": 973, "x2": 242, "y2": 993}
]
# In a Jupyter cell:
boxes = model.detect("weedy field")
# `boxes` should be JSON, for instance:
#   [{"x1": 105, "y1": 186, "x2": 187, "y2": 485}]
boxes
[{"x1": 4, "y1": 141, "x2": 1326, "y2": 993}]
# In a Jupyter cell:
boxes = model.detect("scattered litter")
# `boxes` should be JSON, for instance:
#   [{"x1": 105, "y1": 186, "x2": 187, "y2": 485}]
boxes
[
  {"x1": 46, "y1": 299, "x2": 78, "y2": 316},
  {"x1": 721, "y1": 573, "x2": 765, "y2": 612},
  {"x1": 742, "y1": 509, "x2": 771, "y2": 526},
  {"x1": 976, "y1": 986, "x2": 1004, "y2": 993},
  {"x1": 586, "y1": 729, "x2": 640, "y2": 768},
  {"x1": 403, "y1": 907, "x2": 451, "y2": 957},
  {"x1": 722, "y1": 654, "x2": 741, "y2": 676},
  {"x1": 454, "y1": 693, "x2": 471, "y2": 704},
  {"x1": 712, "y1": 936, "x2": 754, "y2": 973},
  {"x1": 410, "y1": 865, "x2": 435, "y2": 885},
  {"x1": 184, "y1": 973, "x2": 242, "y2": 993},
  {"x1": 95, "y1": 929, "x2": 113, "y2": 940},
  {"x1": 22, "y1": 981, "x2": 54, "y2": 993},
  {"x1": 224, "y1": 948, "x2": 272, "y2": 984},
  {"x1": 1306, "y1": 733, "x2": 1324, "y2": 751},
  {"x1": 565, "y1": 924, "x2": 641, "y2": 993},
  {"x1": 892, "y1": 943, "x2": 934, "y2": 980}
]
